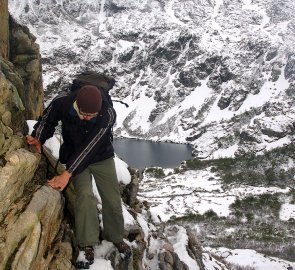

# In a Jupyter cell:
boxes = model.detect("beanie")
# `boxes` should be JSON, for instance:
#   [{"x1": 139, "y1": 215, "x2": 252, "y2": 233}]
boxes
[{"x1": 76, "y1": 85, "x2": 102, "y2": 114}]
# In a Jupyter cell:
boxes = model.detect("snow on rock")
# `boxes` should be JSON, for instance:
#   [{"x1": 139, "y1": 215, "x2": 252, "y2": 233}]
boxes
[
  {"x1": 10, "y1": 0, "x2": 295, "y2": 158},
  {"x1": 205, "y1": 247, "x2": 295, "y2": 270}
]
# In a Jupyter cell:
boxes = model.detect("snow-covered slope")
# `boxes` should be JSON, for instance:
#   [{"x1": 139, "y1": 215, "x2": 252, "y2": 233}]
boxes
[{"x1": 8, "y1": 0, "x2": 295, "y2": 158}]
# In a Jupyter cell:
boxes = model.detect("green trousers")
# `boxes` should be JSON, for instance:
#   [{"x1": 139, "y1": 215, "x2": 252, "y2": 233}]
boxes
[{"x1": 71, "y1": 157, "x2": 124, "y2": 247}]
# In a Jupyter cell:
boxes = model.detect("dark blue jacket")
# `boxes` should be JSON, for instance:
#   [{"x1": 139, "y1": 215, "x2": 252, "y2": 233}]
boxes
[{"x1": 32, "y1": 91, "x2": 116, "y2": 176}]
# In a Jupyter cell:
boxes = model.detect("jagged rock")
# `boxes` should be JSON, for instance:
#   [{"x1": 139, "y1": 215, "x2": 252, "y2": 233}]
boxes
[
  {"x1": 0, "y1": 148, "x2": 40, "y2": 222},
  {"x1": 149, "y1": 102, "x2": 169, "y2": 123},
  {"x1": 261, "y1": 127, "x2": 287, "y2": 138},
  {"x1": 146, "y1": 225, "x2": 205, "y2": 270},
  {"x1": 0, "y1": 186, "x2": 66, "y2": 270},
  {"x1": 9, "y1": 16, "x2": 44, "y2": 119},
  {"x1": 239, "y1": 129, "x2": 262, "y2": 143},
  {"x1": 0, "y1": 0, "x2": 9, "y2": 59},
  {"x1": 52, "y1": 45, "x2": 78, "y2": 65},
  {"x1": 118, "y1": 48, "x2": 135, "y2": 62},
  {"x1": 0, "y1": 5, "x2": 72, "y2": 269},
  {"x1": 270, "y1": 61, "x2": 282, "y2": 82},
  {"x1": 159, "y1": 250, "x2": 174, "y2": 265},
  {"x1": 0, "y1": 63, "x2": 26, "y2": 134},
  {"x1": 178, "y1": 68, "x2": 200, "y2": 88},
  {"x1": 217, "y1": 82, "x2": 248, "y2": 111},
  {"x1": 48, "y1": 242, "x2": 75, "y2": 270},
  {"x1": 158, "y1": 244, "x2": 189, "y2": 270},
  {"x1": 187, "y1": 228, "x2": 205, "y2": 270},
  {"x1": 125, "y1": 224, "x2": 145, "y2": 243},
  {"x1": 266, "y1": 49, "x2": 278, "y2": 61},
  {"x1": 121, "y1": 167, "x2": 140, "y2": 207},
  {"x1": 285, "y1": 53, "x2": 295, "y2": 80}
]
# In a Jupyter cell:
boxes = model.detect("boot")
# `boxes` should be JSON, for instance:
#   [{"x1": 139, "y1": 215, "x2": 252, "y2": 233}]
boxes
[
  {"x1": 76, "y1": 246, "x2": 94, "y2": 269},
  {"x1": 114, "y1": 241, "x2": 132, "y2": 259}
]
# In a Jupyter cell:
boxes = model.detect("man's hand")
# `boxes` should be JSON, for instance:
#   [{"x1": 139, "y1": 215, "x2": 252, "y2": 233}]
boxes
[
  {"x1": 48, "y1": 170, "x2": 72, "y2": 191},
  {"x1": 26, "y1": 135, "x2": 42, "y2": 153}
]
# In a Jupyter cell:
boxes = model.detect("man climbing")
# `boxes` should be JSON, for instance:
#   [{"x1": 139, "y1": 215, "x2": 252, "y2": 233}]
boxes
[{"x1": 27, "y1": 85, "x2": 131, "y2": 269}]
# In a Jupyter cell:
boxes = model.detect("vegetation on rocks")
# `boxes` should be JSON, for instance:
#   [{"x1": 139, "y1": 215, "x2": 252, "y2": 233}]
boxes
[
  {"x1": 168, "y1": 153, "x2": 295, "y2": 262},
  {"x1": 184, "y1": 143, "x2": 295, "y2": 187},
  {"x1": 144, "y1": 167, "x2": 165, "y2": 178}
]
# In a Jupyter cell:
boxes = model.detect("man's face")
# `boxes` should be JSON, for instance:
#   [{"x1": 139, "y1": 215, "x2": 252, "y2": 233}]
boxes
[{"x1": 79, "y1": 109, "x2": 98, "y2": 121}]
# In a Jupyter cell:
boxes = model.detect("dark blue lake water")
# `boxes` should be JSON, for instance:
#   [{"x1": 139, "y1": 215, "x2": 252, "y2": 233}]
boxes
[{"x1": 113, "y1": 138, "x2": 193, "y2": 169}]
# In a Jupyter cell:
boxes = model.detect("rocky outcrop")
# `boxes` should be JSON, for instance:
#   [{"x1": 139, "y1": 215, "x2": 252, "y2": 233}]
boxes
[
  {"x1": 0, "y1": 2, "x2": 72, "y2": 269},
  {"x1": 9, "y1": 16, "x2": 44, "y2": 120},
  {"x1": 0, "y1": 149, "x2": 39, "y2": 222},
  {"x1": 0, "y1": 56, "x2": 26, "y2": 135},
  {"x1": 0, "y1": 0, "x2": 9, "y2": 59},
  {"x1": 0, "y1": 186, "x2": 66, "y2": 270},
  {"x1": 0, "y1": 74, "x2": 70, "y2": 269}
]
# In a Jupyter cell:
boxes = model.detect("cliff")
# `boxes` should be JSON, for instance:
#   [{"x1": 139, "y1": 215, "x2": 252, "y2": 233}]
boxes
[
  {"x1": 0, "y1": 0, "x2": 9, "y2": 59},
  {"x1": 0, "y1": 1, "x2": 73, "y2": 269}
]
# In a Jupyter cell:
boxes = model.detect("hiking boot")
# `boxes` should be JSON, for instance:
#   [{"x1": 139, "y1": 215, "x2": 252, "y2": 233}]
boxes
[
  {"x1": 76, "y1": 246, "x2": 94, "y2": 269},
  {"x1": 114, "y1": 241, "x2": 132, "y2": 259}
]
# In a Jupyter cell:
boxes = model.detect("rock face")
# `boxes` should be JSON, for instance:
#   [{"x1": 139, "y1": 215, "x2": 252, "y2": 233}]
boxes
[
  {"x1": 0, "y1": 186, "x2": 65, "y2": 269},
  {"x1": 0, "y1": 0, "x2": 9, "y2": 59},
  {"x1": 9, "y1": 16, "x2": 44, "y2": 120},
  {"x1": 0, "y1": 2, "x2": 72, "y2": 269}
]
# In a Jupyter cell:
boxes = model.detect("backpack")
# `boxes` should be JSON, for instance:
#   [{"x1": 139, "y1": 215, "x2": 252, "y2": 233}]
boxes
[
  {"x1": 70, "y1": 71, "x2": 129, "y2": 108},
  {"x1": 70, "y1": 71, "x2": 116, "y2": 106}
]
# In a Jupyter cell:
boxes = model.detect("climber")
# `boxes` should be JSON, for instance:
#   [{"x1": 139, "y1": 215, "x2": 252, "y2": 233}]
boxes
[{"x1": 26, "y1": 85, "x2": 131, "y2": 269}]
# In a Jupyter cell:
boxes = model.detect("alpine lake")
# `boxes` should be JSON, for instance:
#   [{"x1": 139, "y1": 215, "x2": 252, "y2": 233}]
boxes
[{"x1": 113, "y1": 138, "x2": 193, "y2": 170}]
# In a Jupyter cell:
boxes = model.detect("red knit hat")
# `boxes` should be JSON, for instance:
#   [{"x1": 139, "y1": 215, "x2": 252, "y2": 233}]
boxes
[{"x1": 76, "y1": 85, "x2": 102, "y2": 113}]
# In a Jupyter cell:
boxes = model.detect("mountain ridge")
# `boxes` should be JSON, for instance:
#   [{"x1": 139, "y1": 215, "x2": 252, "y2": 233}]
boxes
[{"x1": 8, "y1": 0, "x2": 295, "y2": 159}]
